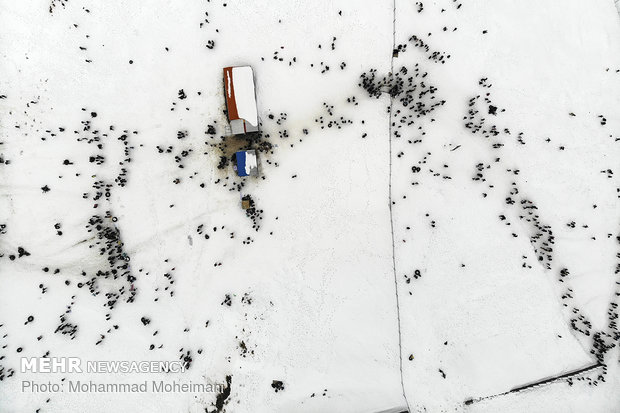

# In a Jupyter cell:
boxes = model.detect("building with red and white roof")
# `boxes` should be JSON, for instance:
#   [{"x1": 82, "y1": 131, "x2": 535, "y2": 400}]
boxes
[{"x1": 223, "y1": 66, "x2": 259, "y2": 135}]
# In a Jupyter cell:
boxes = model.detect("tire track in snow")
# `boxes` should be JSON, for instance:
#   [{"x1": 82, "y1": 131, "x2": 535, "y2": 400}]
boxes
[{"x1": 388, "y1": 0, "x2": 411, "y2": 411}]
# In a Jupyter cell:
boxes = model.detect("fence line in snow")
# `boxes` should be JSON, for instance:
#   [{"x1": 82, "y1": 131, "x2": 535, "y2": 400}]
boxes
[{"x1": 463, "y1": 362, "x2": 605, "y2": 407}]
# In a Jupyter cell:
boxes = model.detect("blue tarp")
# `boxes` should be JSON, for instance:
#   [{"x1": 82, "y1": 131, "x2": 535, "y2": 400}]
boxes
[{"x1": 235, "y1": 151, "x2": 249, "y2": 176}]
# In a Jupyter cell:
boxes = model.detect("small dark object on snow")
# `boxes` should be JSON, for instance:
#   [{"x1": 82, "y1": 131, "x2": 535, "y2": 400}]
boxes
[{"x1": 271, "y1": 380, "x2": 285, "y2": 392}]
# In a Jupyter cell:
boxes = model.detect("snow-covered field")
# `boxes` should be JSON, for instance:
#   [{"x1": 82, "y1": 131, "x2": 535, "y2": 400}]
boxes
[{"x1": 1, "y1": 1, "x2": 619, "y2": 412}]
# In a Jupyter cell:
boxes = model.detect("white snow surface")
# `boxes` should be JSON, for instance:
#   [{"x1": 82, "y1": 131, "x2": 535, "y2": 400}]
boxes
[
  {"x1": 242, "y1": 150, "x2": 257, "y2": 176},
  {"x1": 0, "y1": 0, "x2": 619, "y2": 413},
  {"x1": 232, "y1": 66, "x2": 258, "y2": 127}
]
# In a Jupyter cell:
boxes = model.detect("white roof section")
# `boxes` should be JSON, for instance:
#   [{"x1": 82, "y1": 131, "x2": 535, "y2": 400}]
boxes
[
  {"x1": 232, "y1": 66, "x2": 258, "y2": 127},
  {"x1": 243, "y1": 150, "x2": 258, "y2": 176}
]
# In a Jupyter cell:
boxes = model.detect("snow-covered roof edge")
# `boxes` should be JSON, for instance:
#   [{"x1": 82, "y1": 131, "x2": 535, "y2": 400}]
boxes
[{"x1": 231, "y1": 66, "x2": 258, "y2": 127}]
